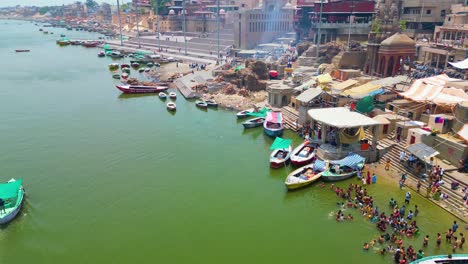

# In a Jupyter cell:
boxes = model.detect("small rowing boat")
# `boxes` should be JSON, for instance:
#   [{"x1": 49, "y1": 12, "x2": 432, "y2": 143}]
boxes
[
  {"x1": 242, "y1": 117, "x2": 265, "y2": 129},
  {"x1": 167, "y1": 102, "x2": 176, "y2": 111},
  {"x1": 83, "y1": 41, "x2": 99, "y2": 47},
  {"x1": 15, "y1": 49, "x2": 30, "y2": 53},
  {"x1": 97, "y1": 51, "x2": 105, "y2": 57},
  {"x1": 409, "y1": 254, "x2": 468, "y2": 264},
  {"x1": 195, "y1": 100, "x2": 208, "y2": 109},
  {"x1": 205, "y1": 100, "x2": 218, "y2": 108},
  {"x1": 169, "y1": 92, "x2": 177, "y2": 99},
  {"x1": 120, "y1": 64, "x2": 130, "y2": 69},
  {"x1": 115, "y1": 85, "x2": 168, "y2": 94},
  {"x1": 0, "y1": 178, "x2": 25, "y2": 225},
  {"x1": 270, "y1": 145, "x2": 292, "y2": 168},
  {"x1": 159, "y1": 92, "x2": 167, "y2": 99},
  {"x1": 263, "y1": 112, "x2": 284, "y2": 137},
  {"x1": 138, "y1": 68, "x2": 145, "y2": 73},
  {"x1": 121, "y1": 73, "x2": 128, "y2": 80},
  {"x1": 319, "y1": 154, "x2": 366, "y2": 182},
  {"x1": 109, "y1": 63, "x2": 119, "y2": 70},
  {"x1": 236, "y1": 109, "x2": 252, "y2": 118},
  {"x1": 285, "y1": 163, "x2": 325, "y2": 190},
  {"x1": 147, "y1": 62, "x2": 154, "y2": 67},
  {"x1": 144, "y1": 68, "x2": 151, "y2": 72},
  {"x1": 131, "y1": 62, "x2": 140, "y2": 68},
  {"x1": 112, "y1": 74, "x2": 120, "y2": 79},
  {"x1": 122, "y1": 68, "x2": 131, "y2": 74},
  {"x1": 290, "y1": 140, "x2": 317, "y2": 166}
]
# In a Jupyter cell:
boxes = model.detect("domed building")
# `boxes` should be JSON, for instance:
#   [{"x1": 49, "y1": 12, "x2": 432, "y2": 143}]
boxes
[{"x1": 376, "y1": 33, "x2": 416, "y2": 77}]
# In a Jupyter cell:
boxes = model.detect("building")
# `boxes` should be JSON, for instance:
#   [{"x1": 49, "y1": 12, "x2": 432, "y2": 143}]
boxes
[
  {"x1": 295, "y1": 0, "x2": 375, "y2": 43},
  {"x1": 400, "y1": 0, "x2": 464, "y2": 38},
  {"x1": 233, "y1": 0, "x2": 294, "y2": 49},
  {"x1": 419, "y1": 3, "x2": 468, "y2": 69},
  {"x1": 376, "y1": 33, "x2": 416, "y2": 78}
]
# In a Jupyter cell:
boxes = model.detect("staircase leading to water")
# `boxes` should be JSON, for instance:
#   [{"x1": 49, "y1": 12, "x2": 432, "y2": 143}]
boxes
[{"x1": 281, "y1": 106, "x2": 299, "y2": 132}]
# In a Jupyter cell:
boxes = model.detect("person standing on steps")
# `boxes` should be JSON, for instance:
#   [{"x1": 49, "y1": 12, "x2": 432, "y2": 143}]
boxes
[
  {"x1": 405, "y1": 191, "x2": 411, "y2": 204},
  {"x1": 453, "y1": 221, "x2": 459, "y2": 232},
  {"x1": 417, "y1": 180, "x2": 422, "y2": 193},
  {"x1": 414, "y1": 205, "x2": 419, "y2": 217}
]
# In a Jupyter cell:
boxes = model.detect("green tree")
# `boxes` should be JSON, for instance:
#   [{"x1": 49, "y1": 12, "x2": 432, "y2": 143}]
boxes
[
  {"x1": 121, "y1": 3, "x2": 130, "y2": 12},
  {"x1": 399, "y1": 20, "x2": 407, "y2": 31},
  {"x1": 151, "y1": 0, "x2": 171, "y2": 15},
  {"x1": 85, "y1": 0, "x2": 98, "y2": 10},
  {"x1": 39, "y1": 6, "x2": 50, "y2": 15},
  {"x1": 371, "y1": 18, "x2": 382, "y2": 33}
]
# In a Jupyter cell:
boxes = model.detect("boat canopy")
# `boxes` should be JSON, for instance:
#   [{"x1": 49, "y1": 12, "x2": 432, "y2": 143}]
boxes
[
  {"x1": 0, "y1": 179, "x2": 22, "y2": 200},
  {"x1": 246, "y1": 107, "x2": 269, "y2": 117},
  {"x1": 313, "y1": 154, "x2": 365, "y2": 171},
  {"x1": 265, "y1": 112, "x2": 283, "y2": 123},
  {"x1": 270, "y1": 137, "x2": 292, "y2": 150}
]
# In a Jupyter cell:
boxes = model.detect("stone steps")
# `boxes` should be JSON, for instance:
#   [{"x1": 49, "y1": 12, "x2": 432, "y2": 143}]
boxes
[{"x1": 281, "y1": 106, "x2": 299, "y2": 132}]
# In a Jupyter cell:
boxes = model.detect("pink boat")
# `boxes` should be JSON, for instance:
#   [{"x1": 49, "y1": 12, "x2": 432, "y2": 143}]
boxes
[{"x1": 115, "y1": 85, "x2": 168, "y2": 94}]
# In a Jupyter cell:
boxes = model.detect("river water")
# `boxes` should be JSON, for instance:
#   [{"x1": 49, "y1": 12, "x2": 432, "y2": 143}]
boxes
[{"x1": 0, "y1": 20, "x2": 461, "y2": 263}]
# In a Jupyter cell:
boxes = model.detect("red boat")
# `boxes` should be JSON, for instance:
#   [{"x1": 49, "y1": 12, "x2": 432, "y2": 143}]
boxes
[
  {"x1": 15, "y1": 49, "x2": 30, "y2": 52},
  {"x1": 115, "y1": 85, "x2": 168, "y2": 94},
  {"x1": 290, "y1": 140, "x2": 317, "y2": 166},
  {"x1": 83, "y1": 41, "x2": 99, "y2": 47}
]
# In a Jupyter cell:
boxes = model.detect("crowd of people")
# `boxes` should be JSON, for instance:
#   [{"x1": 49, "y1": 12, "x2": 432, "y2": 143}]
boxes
[
  {"x1": 411, "y1": 63, "x2": 465, "y2": 79},
  {"x1": 330, "y1": 179, "x2": 464, "y2": 263}
]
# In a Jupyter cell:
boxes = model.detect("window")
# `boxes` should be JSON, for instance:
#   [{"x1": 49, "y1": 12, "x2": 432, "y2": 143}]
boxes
[{"x1": 426, "y1": 9, "x2": 431, "y2": 15}]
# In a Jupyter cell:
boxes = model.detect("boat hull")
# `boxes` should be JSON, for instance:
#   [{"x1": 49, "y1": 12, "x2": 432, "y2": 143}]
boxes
[
  {"x1": 115, "y1": 85, "x2": 168, "y2": 94},
  {"x1": 321, "y1": 171, "x2": 357, "y2": 182},
  {"x1": 242, "y1": 118, "x2": 265, "y2": 129},
  {"x1": 285, "y1": 165, "x2": 324, "y2": 190},
  {"x1": 264, "y1": 128, "x2": 283, "y2": 137}
]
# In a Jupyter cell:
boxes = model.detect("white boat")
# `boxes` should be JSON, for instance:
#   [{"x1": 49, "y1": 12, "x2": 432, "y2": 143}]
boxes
[
  {"x1": 159, "y1": 92, "x2": 167, "y2": 99},
  {"x1": 169, "y1": 92, "x2": 177, "y2": 99},
  {"x1": 0, "y1": 178, "x2": 25, "y2": 225},
  {"x1": 270, "y1": 145, "x2": 292, "y2": 168},
  {"x1": 236, "y1": 109, "x2": 252, "y2": 119},
  {"x1": 166, "y1": 102, "x2": 176, "y2": 111},
  {"x1": 290, "y1": 141, "x2": 317, "y2": 166},
  {"x1": 285, "y1": 163, "x2": 326, "y2": 190},
  {"x1": 410, "y1": 254, "x2": 468, "y2": 264}
]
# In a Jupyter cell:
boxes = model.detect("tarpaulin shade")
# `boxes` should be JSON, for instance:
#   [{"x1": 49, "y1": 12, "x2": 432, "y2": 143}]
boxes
[
  {"x1": 342, "y1": 83, "x2": 382, "y2": 99},
  {"x1": 246, "y1": 107, "x2": 269, "y2": 117},
  {"x1": 406, "y1": 143, "x2": 439, "y2": 161},
  {"x1": 449, "y1": 58, "x2": 468, "y2": 70},
  {"x1": 270, "y1": 137, "x2": 292, "y2": 150},
  {"x1": 266, "y1": 112, "x2": 283, "y2": 123}
]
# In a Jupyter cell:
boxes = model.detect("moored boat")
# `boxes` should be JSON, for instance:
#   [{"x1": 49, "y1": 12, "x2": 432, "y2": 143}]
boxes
[
  {"x1": 83, "y1": 41, "x2": 99, "y2": 47},
  {"x1": 122, "y1": 68, "x2": 131, "y2": 74},
  {"x1": 319, "y1": 154, "x2": 366, "y2": 182},
  {"x1": 147, "y1": 62, "x2": 154, "y2": 67},
  {"x1": 60, "y1": 34, "x2": 66, "y2": 37},
  {"x1": 138, "y1": 68, "x2": 145, "y2": 73},
  {"x1": 0, "y1": 178, "x2": 25, "y2": 225},
  {"x1": 15, "y1": 49, "x2": 30, "y2": 53},
  {"x1": 120, "y1": 64, "x2": 130, "y2": 69},
  {"x1": 169, "y1": 92, "x2": 177, "y2": 99},
  {"x1": 242, "y1": 117, "x2": 265, "y2": 129},
  {"x1": 108, "y1": 51, "x2": 123, "y2": 58},
  {"x1": 263, "y1": 112, "x2": 284, "y2": 137},
  {"x1": 236, "y1": 109, "x2": 253, "y2": 118},
  {"x1": 57, "y1": 39, "x2": 70, "y2": 46},
  {"x1": 121, "y1": 73, "x2": 129, "y2": 80},
  {"x1": 205, "y1": 100, "x2": 218, "y2": 108},
  {"x1": 112, "y1": 74, "x2": 121, "y2": 79},
  {"x1": 144, "y1": 68, "x2": 151, "y2": 72},
  {"x1": 269, "y1": 137, "x2": 293, "y2": 168},
  {"x1": 166, "y1": 102, "x2": 176, "y2": 111},
  {"x1": 115, "y1": 85, "x2": 168, "y2": 94},
  {"x1": 108, "y1": 63, "x2": 119, "y2": 70},
  {"x1": 131, "y1": 62, "x2": 140, "y2": 68},
  {"x1": 159, "y1": 92, "x2": 167, "y2": 99},
  {"x1": 97, "y1": 51, "x2": 105, "y2": 57},
  {"x1": 409, "y1": 254, "x2": 468, "y2": 264},
  {"x1": 195, "y1": 100, "x2": 208, "y2": 108},
  {"x1": 285, "y1": 163, "x2": 326, "y2": 190},
  {"x1": 290, "y1": 140, "x2": 318, "y2": 166}
]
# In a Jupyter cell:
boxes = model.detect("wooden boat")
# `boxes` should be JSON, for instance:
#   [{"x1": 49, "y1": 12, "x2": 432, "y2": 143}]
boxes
[
  {"x1": 242, "y1": 117, "x2": 265, "y2": 129},
  {"x1": 57, "y1": 39, "x2": 70, "y2": 46},
  {"x1": 169, "y1": 92, "x2": 177, "y2": 99},
  {"x1": 115, "y1": 85, "x2": 168, "y2": 94},
  {"x1": 409, "y1": 254, "x2": 468, "y2": 264},
  {"x1": 138, "y1": 68, "x2": 145, "y2": 73},
  {"x1": 39, "y1": 28, "x2": 43, "y2": 31},
  {"x1": 122, "y1": 68, "x2": 131, "y2": 74},
  {"x1": 166, "y1": 102, "x2": 176, "y2": 111},
  {"x1": 108, "y1": 51, "x2": 123, "y2": 58},
  {"x1": 60, "y1": 34, "x2": 66, "y2": 37},
  {"x1": 15, "y1": 49, "x2": 30, "y2": 53},
  {"x1": 263, "y1": 112, "x2": 284, "y2": 137},
  {"x1": 270, "y1": 145, "x2": 292, "y2": 168},
  {"x1": 131, "y1": 62, "x2": 140, "y2": 68},
  {"x1": 320, "y1": 154, "x2": 366, "y2": 182},
  {"x1": 83, "y1": 41, "x2": 99, "y2": 47},
  {"x1": 195, "y1": 100, "x2": 208, "y2": 108},
  {"x1": 120, "y1": 64, "x2": 130, "y2": 69},
  {"x1": 285, "y1": 163, "x2": 326, "y2": 190},
  {"x1": 97, "y1": 51, "x2": 105, "y2": 57},
  {"x1": 121, "y1": 73, "x2": 129, "y2": 80},
  {"x1": 147, "y1": 62, "x2": 154, "y2": 67},
  {"x1": 0, "y1": 178, "x2": 25, "y2": 225},
  {"x1": 205, "y1": 100, "x2": 218, "y2": 108},
  {"x1": 144, "y1": 68, "x2": 151, "y2": 72},
  {"x1": 112, "y1": 74, "x2": 121, "y2": 79},
  {"x1": 290, "y1": 141, "x2": 317, "y2": 166},
  {"x1": 159, "y1": 92, "x2": 167, "y2": 99},
  {"x1": 108, "y1": 63, "x2": 119, "y2": 70},
  {"x1": 236, "y1": 109, "x2": 252, "y2": 118}
]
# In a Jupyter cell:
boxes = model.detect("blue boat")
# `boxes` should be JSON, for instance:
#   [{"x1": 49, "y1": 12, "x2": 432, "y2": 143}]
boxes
[
  {"x1": 314, "y1": 153, "x2": 366, "y2": 182},
  {"x1": 263, "y1": 112, "x2": 284, "y2": 137}
]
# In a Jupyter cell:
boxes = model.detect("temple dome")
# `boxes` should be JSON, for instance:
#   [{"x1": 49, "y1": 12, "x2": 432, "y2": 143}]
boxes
[
  {"x1": 381, "y1": 33, "x2": 415, "y2": 47},
  {"x1": 168, "y1": 9, "x2": 175, "y2": 15}
]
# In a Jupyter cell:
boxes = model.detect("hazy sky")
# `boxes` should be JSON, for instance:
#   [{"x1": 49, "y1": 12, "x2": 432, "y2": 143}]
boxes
[{"x1": 0, "y1": 0, "x2": 119, "y2": 8}]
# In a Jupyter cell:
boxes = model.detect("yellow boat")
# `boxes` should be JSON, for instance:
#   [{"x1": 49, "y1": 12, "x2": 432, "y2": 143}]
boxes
[{"x1": 284, "y1": 162, "x2": 328, "y2": 190}]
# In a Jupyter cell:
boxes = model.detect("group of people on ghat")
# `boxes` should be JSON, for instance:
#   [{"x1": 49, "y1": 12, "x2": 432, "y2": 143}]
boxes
[{"x1": 330, "y1": 180, "x2": 465, "y2": 263}]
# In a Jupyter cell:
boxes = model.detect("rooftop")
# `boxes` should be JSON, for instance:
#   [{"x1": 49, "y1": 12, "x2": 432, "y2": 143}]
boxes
[
  {"x1": 381, "y1": 33, "x2": 415, "y2": 47},
  {"x1": 308, "y1": 107, "x2": 380, "y2": 128}
]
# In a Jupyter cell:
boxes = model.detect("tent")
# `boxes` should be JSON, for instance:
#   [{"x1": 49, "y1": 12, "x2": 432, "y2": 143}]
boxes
[
  {"x1": 406, "y1": 143, "x2": 439, "y2": 161},
  {"x1": 270, "y1": 137, "x2": 292, "y2": 150},
  {"x1": 342, "y1": 83, "x2": 382, "y2": 99},
  {"x1": 331, "y1": 79, "x2": 358, "y2": 94},
  {"x1": 246, "y1": 107, "x2": 269, "y2": 117},
  {"x1": 355, "y1": 96, "x2": 374, "y2": 113},
  {"x1": 449, "y1": 58, "x2": 468, "y2": 70}
]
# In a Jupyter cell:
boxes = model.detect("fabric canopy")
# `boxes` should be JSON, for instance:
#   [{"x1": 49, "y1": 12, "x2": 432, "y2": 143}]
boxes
[
  {"x1": 342, "y1": 83, "x2": 382, "y2": 99},
  {"x1": 331, "y1": 79, "x2": 358, "y2": 94},
  {"x1": 406, "y1": 143, "x2": 439, "y2": 161},
  {"x1": 313, "y1": 153, "x2": 365, "y2": 171},
  {"x1": 266, "y1": 112, "x2": 283, "y2": 123},
  {"x1": 356, "y1": 96, "x2": 374, "y2": 113},
  {"x1": 308, "y1": 107, "x2": 379, "y2": 128},
  {"x1": 399, "y1": 75, "x2": 468, "y2": 105},
  {"x1": 246, "y1": 107, "x2": 269, "y2": 117},
  {"x1": 339, "y1": 127, "x2": 365, "y2": 144},
  {"x1": 449, "y1": 58, "x2": 468, "y2": 70},
  {"x1": 316, "y1": 73, "x2": 332, "y2": 83},
  {"x1": 458, "y1": 124, "x2": 468, "y2": 141},
  {"x1": 0, "y1": 179, "x2": 22, "y2": 200},
  {"x1": 234, "y1": 65, "x2": 245, "y2": 72},
  {"x1": 270, "y1": 137, "x2": 292, "y2": 150}
]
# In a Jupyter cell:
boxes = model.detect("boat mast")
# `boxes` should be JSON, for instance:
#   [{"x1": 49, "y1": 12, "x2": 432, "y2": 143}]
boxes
[
  {"x1": 116, "y1": 0, "x2": 123, "y2": 46},
  {"x1": 183, "y1": 0, "x2": 187, "y2": 55},
  {"x1": 316, "y1": 0, "x2": 324, "y2": 58},
  {"x1": 135, "y1": 2, "x2": 142, "y2": 48},
  {"x1": 217, "y1": 0, "x2": 220, "y2": 63}
]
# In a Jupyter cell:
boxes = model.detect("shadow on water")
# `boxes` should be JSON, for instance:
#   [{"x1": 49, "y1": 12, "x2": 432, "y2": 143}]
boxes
[{"x1": 118, "y1": 93, "x2": 157, "y2": 100}]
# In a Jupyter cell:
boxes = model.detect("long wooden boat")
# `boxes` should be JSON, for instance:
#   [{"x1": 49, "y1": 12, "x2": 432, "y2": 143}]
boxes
[
  {"x1": 242, "y1": 117, "x2": 265, "y2": 129},
  {"x1": 263, "y1": 112, "x2": 284, "y2": 137},
  {"x1": 320, "y1": 154, "x2": 366, "y2": 182},
  {"x1": 290, "y1": 141, "x2": 317, "y2": 166},
  {"x1": 115, "y1": 85, "x2": 168, "y2": 94},
  {"x1": 0, "y1": 178, "x2": 25, "y2": 225},
  {"x1": 270, "y1": 145, "x2": 292, "y2": 168},
  {"x1": 195, "y1": 100, "x2": 208, "y2": 109},
  {"x1": 410, "y1": 254, "x2": 468, "y2": 264},
  {"x1": 167, "y1": 102, "x2": 176, "y2": 111},
  {"x1": 285, "y1": 163, "x2": 326, "y2": 190},
  {"x1": 83, "y1": 41, "x2": 99, "y2": 47},
  {"x1": 15, "y1": 49, "x2": 30, "y2": 53},
  {"x1": 236, "y1": 109, "x2": 252, "y2": 118}
]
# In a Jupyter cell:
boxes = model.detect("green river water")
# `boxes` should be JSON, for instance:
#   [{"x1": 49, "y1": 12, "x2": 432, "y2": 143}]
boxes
[{"x1": 0, "y1": 20, "x2": 463, "y2": 263}]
